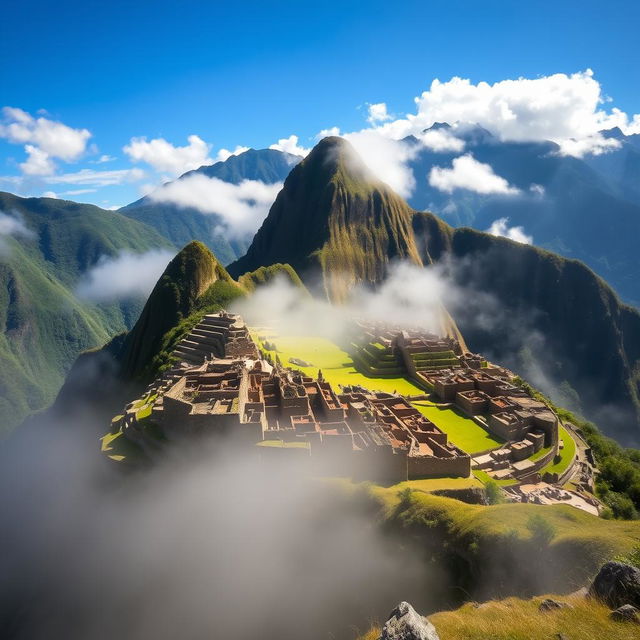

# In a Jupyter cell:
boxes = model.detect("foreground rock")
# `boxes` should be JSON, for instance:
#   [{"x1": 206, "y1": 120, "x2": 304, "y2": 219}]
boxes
[
  {"x1": 610, "y1": 604, "x2": 640, "y2": 623},
  {"x1": 380, "y1": 602, "x2": 439, "y2": 640},
  {"x1": 589, "y1": 562, "x2": 640, "y2": 608},
  {"x1": 539, "y1": 598, "x2": 572, "y2": 612}
]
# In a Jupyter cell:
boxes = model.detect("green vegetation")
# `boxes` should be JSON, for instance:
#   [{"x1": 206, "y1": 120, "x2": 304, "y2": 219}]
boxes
[
  {"x1": 539, "y1": 425, "x2": 576, "y2": 477},
  {"x1": 413, "y1": 402, "x2": 502, "y2": 453},
  {"x1": 0, "y1": 191, "x2": 170, "y2": 432},
  {"x1": 252, "y1": 331, "x2": 424, "y2": 396},
  {"x1": 227, "y1": 137, "x2": 424, "y2": 303},
  {"x1": 350, "y1": 341, "x2": 404, "y2": 377},
  {"x1": 484, "y1": 479, "x2": 504, "y2": 504},
  {"x1": 120, "y1": 242, "x2": 246, "y2": 382},
  {"x1": 388, "y1": 476, "x2": 483, "y2": 493},
  {"x1": 360, "y1": 595, "x2": 640, "y2": 640},
  {"x1": 514, "y1": 378, "x2": 640, "y2": 520},
  {"x1": 256, "y1": 439, "x2": 310, "y2": 449},
  {"x1": 473, "y1": 470, "x2": 516, "y2": 487},
  {"x1": 238, "y1": 263, "x2": 308, "y2": 293}
]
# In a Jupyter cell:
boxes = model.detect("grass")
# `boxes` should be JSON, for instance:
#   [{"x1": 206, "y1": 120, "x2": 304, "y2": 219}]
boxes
[
  {"x1": 413, "y1": 402, "x2": 503, "y2": 453},
  {"x1": 100, "y1": 430, "x2": 142, "y2": 462},
  {"x1": 251, "y1": 330, "x2": 424, "y2": 396},
  {"x1": 387, "y1": 476, "x2": 483, "y2": 492},
  {"x1": 473, "y1": 470, "x2": 517, "y2": 487},
  {"x1": 364, "y1": 483, "x2": 640, "y2": 550},
  {"x1": 359, "y1": 594, "x2": 640, "y2": 640},
  {"x1": 257, "y1": 439, "x2": 310, "y2": 449},
  {"x1": 539, "y1": 426, "x2": 576, "y2": 476}
]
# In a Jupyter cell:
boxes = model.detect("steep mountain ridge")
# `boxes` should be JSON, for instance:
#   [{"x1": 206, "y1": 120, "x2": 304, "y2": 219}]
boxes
[
  {"x1": 227, "y1": 138, "x2": 640, "y2": 444},
  {"x1": 0, "y1": 191, "x2": 170, "y2": 432},
  {"x1": 227, "y1": 137, "x2": 422, "y2": 301},
  {"x1": 405, "y1": 124, "x2": 640, "y2": 304}
]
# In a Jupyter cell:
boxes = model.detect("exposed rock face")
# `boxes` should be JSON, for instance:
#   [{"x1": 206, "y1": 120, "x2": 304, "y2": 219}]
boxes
[
  {"x1": 610, "y1": 604, "x2": 640, "y2": 623},
  {"x1": 589, "y1": 562, "x2": 640, "y2": 609},
  {"x1": 379, "y1": 601, "x2": 439, "y2": 640},
  {"x1": 538, "y1": 598, "x2": 572, "y2": 612}
]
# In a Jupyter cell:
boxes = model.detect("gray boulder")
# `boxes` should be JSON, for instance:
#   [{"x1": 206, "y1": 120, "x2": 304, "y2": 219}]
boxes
[
  {"x1": 589, "y1": 561, "x2": 640, "y2": 608},
  {"x1": 380, "y1": 602, "x2": 439, "y2": 640},
  {"x1": 610, "y1": 604, "x2": 640, "y2": 623},
  {"x1": 538, "y1": 598, "x2": 572, "y2": 612}
]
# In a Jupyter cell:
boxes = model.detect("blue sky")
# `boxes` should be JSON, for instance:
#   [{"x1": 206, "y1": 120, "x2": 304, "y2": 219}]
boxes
[{"x1": 1, "y1": 0, "x2": 639, "y2": 208}]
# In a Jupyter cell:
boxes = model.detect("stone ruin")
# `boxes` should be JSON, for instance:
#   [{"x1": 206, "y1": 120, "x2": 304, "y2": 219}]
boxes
[{"x1": 110, "y1": 312, "x2": 471, "y2": 481}]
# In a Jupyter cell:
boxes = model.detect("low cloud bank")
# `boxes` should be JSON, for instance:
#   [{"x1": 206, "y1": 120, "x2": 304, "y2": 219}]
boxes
[
  {"x1": 232, "y1": 261, "x2": 450, "y2": 341},
  {"x1": 148, "y1": 174, "x2": 283, "y2": 239},
  {"x1": 0, "y1": 408, "x2": 432, "y2": 640},
  {"x1": 76, "y1": 249, "x2": 174, "y2": 302}
]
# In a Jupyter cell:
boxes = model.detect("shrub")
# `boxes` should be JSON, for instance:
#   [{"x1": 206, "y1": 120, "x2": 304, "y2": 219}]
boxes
[
  {"x1": 526, "y1": 514, "x2": 556, "y2": 547},
  {"x1": 485, "y1": 480, "x2": 504, "y2": 505}
]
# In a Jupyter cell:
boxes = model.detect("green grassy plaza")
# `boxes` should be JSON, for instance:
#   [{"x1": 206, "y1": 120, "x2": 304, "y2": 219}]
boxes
[{"x1": 251, "y1": 329, "x2": 506, "y2": 457}]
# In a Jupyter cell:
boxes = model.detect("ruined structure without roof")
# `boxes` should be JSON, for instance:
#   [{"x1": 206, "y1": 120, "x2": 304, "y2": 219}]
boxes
[{"x1": 109, "y1": 312, "x2": 560, "y2": 483}]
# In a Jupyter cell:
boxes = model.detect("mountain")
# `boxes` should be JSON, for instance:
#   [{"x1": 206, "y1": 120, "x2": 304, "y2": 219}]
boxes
[
  {"x1": 118, "y1": 240, "x2": 243, "y2": 381},
  {"x1": 120, "y1": 148, "x2": 301, "y2": 264},
  {"x1": 228, "y1": 138, "x2": 640, "y2": 445},
  {"x1": 52, "y1": 242, "x2": 247, "y2": 419},
  {"x1": 404, "y1": 124, "x2": 640, "y2": 305},
  {"x1": 0, "y1": 192, "x2": 170, "y2": 432},
  {"x1": 227, "y1": 137, "x2": 422, "y2": 301}
]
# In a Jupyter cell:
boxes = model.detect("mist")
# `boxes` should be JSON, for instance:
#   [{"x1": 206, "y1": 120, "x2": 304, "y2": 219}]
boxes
[{"x1": 0, "y1": 403, "x2": 443, "y2": 640}]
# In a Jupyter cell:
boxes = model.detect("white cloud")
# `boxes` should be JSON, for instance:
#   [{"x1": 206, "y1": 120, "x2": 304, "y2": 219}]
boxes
[
  {"x1": 367, "y1": 102, "x2": 392, "y2": 124},
  {"x1": 148, "y1": 174, "x2": 282, "y2": 239},
  {"x1": 486, "y1": 217, "x2": 533, "y2": 244},
  {"x1": 341, "y1": 130, "x2": 419, "y2": 198},
  {"x1": 42, "y1": 191, "x2": 58, "y2": 199},
  {"x1": 269, "y1": 135, "x2": 310, "y2": 157},
  {"x1": 20, "y1": 145, "x2": 56, "y2": 176},
  {"x1": 317, "y1": 126, "x2": 341, "y2": 139},
  {"x1": 0, "y1": 106, "x2": 91, "y2": 161},
  {"x1": 428, "y1": 154, "x2": 520, "y2": 194},
  {"x1": 123, "y1": 134, "x2": 212, "y2": 176},
  {"x1": 92, "y1": 154, "x2": 116, "y2": 164},
  {"x1": 0, "y1": 210, "x2": 32, "y2": 238},
  {"x1": 404, "y1": 70, "x2": 639, "y2": 156},
  {"x1": 44, "y1": 167, "x2": 146, "y2": 187},
  {"x1": 215, "y1": 145, "x2": 250, "y2": 163},
  {"x1": 416, "y1": 128, "x2": 466, "y2": 152},
  {"x1": 76, "y1": 249, "x2": 174, "y2": 301}
]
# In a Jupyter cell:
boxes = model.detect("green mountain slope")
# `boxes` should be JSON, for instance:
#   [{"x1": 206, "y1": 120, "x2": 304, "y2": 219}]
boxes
[
  {"x1": 412, "y1": 214, "x2": 640, "y2": 445},
  {"x1": 227, "y1": 137, "x2": 422, "y2": 301},
  {"x1": 121, "y1": 148, "x2": 299, "y2": 264},
  {"x1": 0, "y1": 192, "x2": 170, "y2": 432},
  {"x1": 226, "y1": 139, "x2": 640, "y2": 445},
  {"x1": 119, "y1": 241, "x2": 244, "y2": 381}
]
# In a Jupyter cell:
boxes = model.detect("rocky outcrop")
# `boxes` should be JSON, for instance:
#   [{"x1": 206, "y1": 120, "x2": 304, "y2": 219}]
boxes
[
  {"x1": 379, "y1": 602, "x2": 439, "y2": 640},
  {"x1": 610, "y1": 604, "x2": 640, "y2": 623},
  {"x1": 538, "y1": 598, "x2": 572, "y2": 612},
  {"x1": 589, "y1": 561, "x2": 640, "y2": 609}
]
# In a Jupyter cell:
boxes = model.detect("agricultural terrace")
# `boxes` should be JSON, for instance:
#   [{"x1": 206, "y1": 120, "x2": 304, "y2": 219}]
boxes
[
  {"x1": 251, "y1": 328, "x2": 508, "y2": 457},
  {"x1": 413, "y1": 400, "x2": 503, "y2": 454},
  {"x1": 251, "y1": 329, "x2": 424, "y2": 396}
]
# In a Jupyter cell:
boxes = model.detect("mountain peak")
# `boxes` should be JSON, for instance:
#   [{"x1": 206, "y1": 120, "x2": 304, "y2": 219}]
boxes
[
  {"x1": 120, "y1": 241, "x2": 233, "y2": 378},
  {"x1": 227, "y1": 138, "x2": 422, "y2": 301}
]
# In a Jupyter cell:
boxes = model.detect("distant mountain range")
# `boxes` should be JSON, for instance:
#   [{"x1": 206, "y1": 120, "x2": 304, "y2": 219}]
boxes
[
  {"x1": 121, "y1": 148, "x2": 300, "y2": 264},
  {"x1": 5, "y1": 129, "x2": 640, "y2": 445},
  {"x1": 0, "y1": 192, "x2": 170, "y2": 431},
  {"x1": 119, "y1": 126, "x2": 640, "y2": 305},
  {"x1": 227, "y1": 137, "x2": 640, "y2": 445}
]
